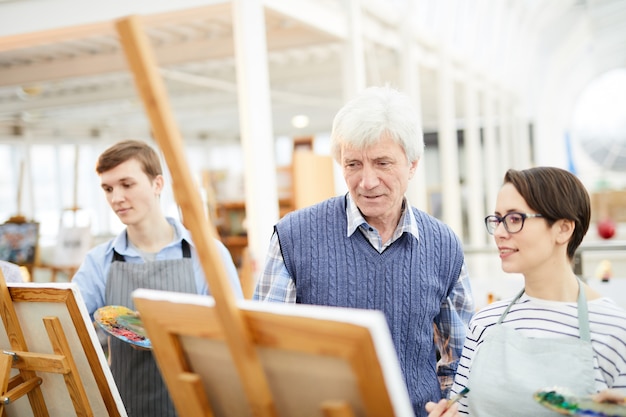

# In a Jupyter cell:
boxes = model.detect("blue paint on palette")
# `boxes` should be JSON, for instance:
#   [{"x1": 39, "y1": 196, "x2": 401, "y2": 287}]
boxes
[{"x1": 535, "y1": 388, "x2": 626, "y2": 417}]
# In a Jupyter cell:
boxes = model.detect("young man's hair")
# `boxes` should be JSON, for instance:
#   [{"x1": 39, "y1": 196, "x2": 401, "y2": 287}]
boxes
[{"x1": 96, "y1": 140, "x2": 163, "y2": 180}]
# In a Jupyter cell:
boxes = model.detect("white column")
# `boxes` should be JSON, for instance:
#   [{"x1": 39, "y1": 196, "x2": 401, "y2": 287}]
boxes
[
  {"x1": 513, "y1": 100, "x2": 532, "y2": 168},
  {"x1": 232, "y1": 0, "x2": 279, "y2": 270},
  {"x1": 499, "y1": 94, "x2": 512, "y2": 171},
  {"x1": 400, "y1": 1, "x2": 428, "y2": 212},
  {"x1": 18, "y1": 140, "x2": 35, "y2": 219},
  {"x1": 341, "y1": 0, "x2": 366, "y2": 99},
  {"x1": 437, "y1": 51, "x2": 463, "y2": 236},
  {"x1": 482, "y1": 87, "x2": 500, "y2": 212},
  {"x1": 463, "y1": 76, "x2": 487, "y2": 247}
]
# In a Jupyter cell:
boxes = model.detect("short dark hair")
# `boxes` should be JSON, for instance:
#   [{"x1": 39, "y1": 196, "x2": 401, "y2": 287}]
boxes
[
  {"x1": 503, "y1": 167, "x2": 590, "y2": 260},
  {"x1": 96, "y1": 140, "x2": 162, "y2": 180}
]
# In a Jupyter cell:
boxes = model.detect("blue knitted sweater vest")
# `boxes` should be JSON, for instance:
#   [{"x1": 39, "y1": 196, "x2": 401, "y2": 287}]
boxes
[{"x1": 275, "y1": 195, "x2": 464, "y2": 417}]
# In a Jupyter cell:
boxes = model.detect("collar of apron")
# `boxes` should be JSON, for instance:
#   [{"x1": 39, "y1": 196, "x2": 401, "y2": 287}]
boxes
[{"x1": 496, "y1": 276, "x2": 590, "y2": 341}]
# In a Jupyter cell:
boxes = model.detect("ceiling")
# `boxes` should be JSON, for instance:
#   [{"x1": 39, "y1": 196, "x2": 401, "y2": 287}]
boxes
[
  {"x1": 0, "y1": 0, "x2": 625, "y2": 154},
  {"x1": 0, "y1": 1, "x2": 378, "y2": 144}
]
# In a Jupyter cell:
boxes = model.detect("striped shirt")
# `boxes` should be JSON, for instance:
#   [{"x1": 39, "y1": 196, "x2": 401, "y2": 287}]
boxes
[
  {"x1": 254, "y1": 194, "x2": 474, "y2": 394},
  {"x1": 450, "y1": 294, "x2": 626, "y2": 414}
]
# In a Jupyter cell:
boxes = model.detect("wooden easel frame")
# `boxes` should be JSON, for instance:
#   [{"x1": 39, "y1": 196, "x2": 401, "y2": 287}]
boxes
[
  {"x1": 133, "y1": 289, "x2": 414, "y2": 417},
  {"x1": 0, "y1": 274, "x2": 126, "y2": 417},
  {"x1": 115, "y1": 12, "x2": 412, "y2": 417}
]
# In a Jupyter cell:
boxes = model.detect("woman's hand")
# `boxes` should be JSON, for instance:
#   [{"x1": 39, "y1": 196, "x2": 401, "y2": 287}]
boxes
[
  {"x1": 425, "y1": 399, "x2": 461, "y2": 417},
  {"x1": 592, "y1": 389, "x2": 626, "y2": 404}
]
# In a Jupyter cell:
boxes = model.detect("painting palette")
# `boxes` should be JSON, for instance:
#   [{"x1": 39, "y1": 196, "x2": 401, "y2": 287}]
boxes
[
  {"x1": 94, "y1": 305, "x2": 152, "y2": 349},
  {"x1": 534, "y1": 388, "x2": 626, "y2": 417}
]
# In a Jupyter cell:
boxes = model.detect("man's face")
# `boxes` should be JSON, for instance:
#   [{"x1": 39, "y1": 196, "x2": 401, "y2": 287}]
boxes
[
  {"x1": 341, "y1": 135, "x2": 417, "y2": 225},
  {"x1": 99, "y1": 158, "x2": 162, "y2": 226}
]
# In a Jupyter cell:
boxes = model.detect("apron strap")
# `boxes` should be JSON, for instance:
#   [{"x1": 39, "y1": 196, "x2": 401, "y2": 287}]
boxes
[
  {"x1": 181, "y1": 239, "x2": 191, "y2": 258},
  {"x1": 496, "y1": 287, "x2": 526, "y2": 325},
  {"x1": 112, "y1": 249, "x2": 125, "y2": 263},
  {"x1": 576, "y1": 276, "x2": 591, "y2": 342},
  {"x1": 496, "y1": 277, "x2": 591, "y2": 341}
]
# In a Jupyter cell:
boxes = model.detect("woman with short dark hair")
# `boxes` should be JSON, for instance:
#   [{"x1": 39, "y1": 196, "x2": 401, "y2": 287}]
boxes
[{"x1": 429, "y1": 166, "x2": 626, "y2": 417}]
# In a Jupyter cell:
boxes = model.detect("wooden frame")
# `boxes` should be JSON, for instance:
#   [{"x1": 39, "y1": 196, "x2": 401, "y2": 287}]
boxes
[
  {"x1": 0, "y1": 278, "x2": 127, "y2": 416},
  {"x1": 133, "y1": 289, "x2": 414, "y2": 417}
]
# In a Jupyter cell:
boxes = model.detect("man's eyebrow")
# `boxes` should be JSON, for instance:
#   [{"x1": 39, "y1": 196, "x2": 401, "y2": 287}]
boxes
[
  {"x1": 101, "y1": 176, "x2": 133, "y2": 187},
  {"x1": 342, "y1": 157, "x2": 359, "y2": 163}
]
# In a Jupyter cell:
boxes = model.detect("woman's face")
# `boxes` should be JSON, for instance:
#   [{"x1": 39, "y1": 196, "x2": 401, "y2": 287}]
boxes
[{"x1": 492, "y1": 183, "x2": 559, "y2": 277}]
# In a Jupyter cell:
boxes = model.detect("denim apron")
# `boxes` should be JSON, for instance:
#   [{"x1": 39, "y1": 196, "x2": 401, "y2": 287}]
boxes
[
  {"x1": 467, "y1": 278, "x2": 596, "y2": 416},
  {"x1": 105, "y1": 240, "x2": 197, "y2": 417}
]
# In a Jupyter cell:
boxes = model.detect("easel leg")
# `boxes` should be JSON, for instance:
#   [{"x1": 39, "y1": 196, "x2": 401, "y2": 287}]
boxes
[
  {"x1": 43, "y1": 317, "x2": 94, "y2": 417},
  {"x1": 0, "y1": 274, "x2": 50, "y2": 416},
  {"x1": 0, "y1": 353, "x2": 12, "y2": 415},
  {"x1": 321, "y1": 400, "x2": 357, "y2": 417},
  {"x1": 177, "y1": 373, "x2": 214, "y2": 417}
]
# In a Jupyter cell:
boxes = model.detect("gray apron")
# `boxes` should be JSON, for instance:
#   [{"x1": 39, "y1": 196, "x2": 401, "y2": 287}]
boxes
[
  {"x1": 105, "y1": 240, "x2": 197, "y2": 417},
  {"x1": 467, "y1": 278, "x2": 596, "y2": 416}
]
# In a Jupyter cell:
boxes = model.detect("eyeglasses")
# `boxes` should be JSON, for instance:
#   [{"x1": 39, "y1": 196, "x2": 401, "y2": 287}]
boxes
[{"x1": 484, "y1": 212, "x2": 544, "y2": 235}]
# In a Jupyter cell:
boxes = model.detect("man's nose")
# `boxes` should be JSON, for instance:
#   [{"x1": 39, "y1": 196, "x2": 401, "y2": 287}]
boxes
[
  {"x1": 110, "y1": 188, "x2": 125, "y2": 202},
  {"x1": 360, "y1": 165, "x2": 380, "y2": 189}
]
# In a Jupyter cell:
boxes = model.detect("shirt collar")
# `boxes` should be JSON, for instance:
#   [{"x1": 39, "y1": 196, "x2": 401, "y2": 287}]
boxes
[
  {"x1": 109, "y1": 217, "x2": 190, "y2": 255},
  {"x1": 345, "y1": 193, "x2": 420, "y2": 241}
]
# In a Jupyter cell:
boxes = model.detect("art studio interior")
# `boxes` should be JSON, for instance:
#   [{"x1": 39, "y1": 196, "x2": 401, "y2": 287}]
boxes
[{"x1": 0, "y1": 1, "x2": 624, "y2": 416}]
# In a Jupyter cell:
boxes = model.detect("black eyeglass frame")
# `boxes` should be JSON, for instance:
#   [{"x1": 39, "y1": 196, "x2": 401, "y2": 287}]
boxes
[{"x1": 484, "y1": 212, "x2": 544, "y2": 235}]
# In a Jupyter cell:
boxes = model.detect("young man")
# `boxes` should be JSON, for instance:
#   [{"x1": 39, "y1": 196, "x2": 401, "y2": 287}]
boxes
[
  {"x1": 73, "y1": 140, "x2": 242, "y2": 417},
  {"x1": 254, "y1": 86, "x2": 474, "y2": 417}
]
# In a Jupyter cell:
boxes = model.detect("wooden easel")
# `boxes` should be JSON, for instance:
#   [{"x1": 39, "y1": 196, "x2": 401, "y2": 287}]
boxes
[
  {"x1": 133, "y1": 289, "x2": 413, "y2": 417},
  {"x1": 0, "y1": 273, "x2": 92, "y2": 416},
  {"x1": 0, "y1": 275, "x2": 126, "y2": 417},
  {"x1": 116, "y1": 15, "x2": 279, "y2": 417},
  {"x1": 41, "y1": 145, "x2": 90, "y2": 281},
  {"x1": 116, "y1": 13, "x2": 410, "y2": 417}
]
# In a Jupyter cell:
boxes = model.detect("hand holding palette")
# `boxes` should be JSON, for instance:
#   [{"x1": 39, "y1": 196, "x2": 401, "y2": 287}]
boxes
[
  {"x1": 534, "y1": 388, "x2": 626, "y2": 417},
  {"x1": 94, "y1": 305, "x2": 152, "y2": 349}
]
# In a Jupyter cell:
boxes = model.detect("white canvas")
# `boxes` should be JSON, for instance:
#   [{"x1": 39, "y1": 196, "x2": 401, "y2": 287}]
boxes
[{"x1": 133, "y1": 288, "x2": 414, "y2": 417}]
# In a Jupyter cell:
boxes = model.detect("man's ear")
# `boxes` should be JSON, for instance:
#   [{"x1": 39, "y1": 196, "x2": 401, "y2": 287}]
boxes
[
  {"x1": 409, "y1": 158, "x2": 419, "y2": 179},
  {"x1": 153, "y1": 174, "x2": 165, "y2": 195}
]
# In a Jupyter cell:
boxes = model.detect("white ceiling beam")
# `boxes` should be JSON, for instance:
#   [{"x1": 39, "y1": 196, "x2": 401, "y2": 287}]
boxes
[
  {"x1": 262, "y1": 0, "x2": 346, "y2": 40},
  {"x1": 0, "y1": 22, "x2": 337, "y2": 87},
  {"x1": 0, "y1": 0, "x2": 231, "y2": 39}
]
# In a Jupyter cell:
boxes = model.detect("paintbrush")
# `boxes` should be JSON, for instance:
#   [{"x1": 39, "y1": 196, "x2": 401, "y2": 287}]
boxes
[{"x1": 446, "y1": 387, "x2": 470, "y2": 409}]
